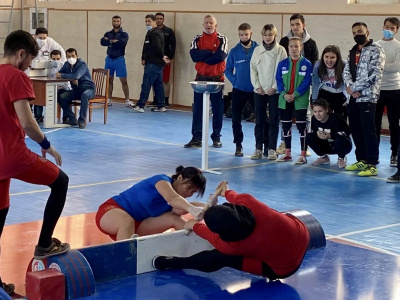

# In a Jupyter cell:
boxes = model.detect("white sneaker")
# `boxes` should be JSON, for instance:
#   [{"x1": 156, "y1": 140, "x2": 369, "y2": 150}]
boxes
[
  {"x1": 126, "y1": 99, "x2": 135, "y2": 107},
  {"x1": 133, "y1": 106, "x2": 144, "y2": 113},
  {"x1": 276, "y1": 142, "x2": 286, "y2": 155},
  {"x1": 295, "y1": 156, "x2": 307, "y2": 165},
  {"x1": 107, "y1": 99, "x2": 112, "y2": 106},
  {"x1": 151, "y1": 107, "x2": 167, "y2": 112},
  {"x1": 130, "y1": 234, "x2": 139, "y2": 239},
  {"x1": 306, "y1": 149, "x2": 312, "y2": 157},
  {"x1": 267, "y1": 149, "x2": 278, "y2": 160},
  {"x1": 312, "y1": 155, "x2": 330, "y2": 166},
  {"x1": 337, "y1": 157, "x2": 347, "y2": 169},
  {"x1": 251, "y1": 149, "x2": 263, "y2": 160}
]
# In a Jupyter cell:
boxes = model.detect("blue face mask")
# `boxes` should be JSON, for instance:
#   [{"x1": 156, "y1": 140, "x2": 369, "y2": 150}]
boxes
[
  {"x1": 383, "y1": 29, "x2": 395, "y2": 40},
  {"x1": 146, "y1": 25, "x2": 153, "y2": 31}
]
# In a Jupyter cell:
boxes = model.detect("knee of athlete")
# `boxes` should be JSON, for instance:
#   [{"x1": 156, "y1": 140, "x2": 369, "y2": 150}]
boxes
[{"x1": 49, "y1": 170, "x2": 69, "y2": 190}]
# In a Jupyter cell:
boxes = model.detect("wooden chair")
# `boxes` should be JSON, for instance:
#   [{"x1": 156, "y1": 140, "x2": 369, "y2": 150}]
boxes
[{"x1": 69, "y1": 68, "x2": 110, "y2": 124}]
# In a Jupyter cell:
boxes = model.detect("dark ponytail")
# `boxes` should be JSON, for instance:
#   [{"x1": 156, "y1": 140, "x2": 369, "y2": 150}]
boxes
[{"x1": 172, "y1": 165, "x2": 206, "y2": 197}]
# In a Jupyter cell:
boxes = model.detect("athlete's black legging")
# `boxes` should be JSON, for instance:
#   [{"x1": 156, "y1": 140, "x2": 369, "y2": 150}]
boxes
[
  {"x1": 280, "y1": 103, "x2": 308, "y2": 151},
  {"x1": 159, "y1": 249, "x2": 279, "y2": 280}
]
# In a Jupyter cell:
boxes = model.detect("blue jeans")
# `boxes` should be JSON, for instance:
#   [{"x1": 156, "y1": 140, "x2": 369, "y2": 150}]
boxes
[
  {"x1": 58, "y1": 88, "x2": 95, "y2": 123},
  {"x1": 136, "y1": 63, "x2": 165, "y2": 108},
  {"x1": 192, "y1": 89, "x2": 223, "y2": 141}
]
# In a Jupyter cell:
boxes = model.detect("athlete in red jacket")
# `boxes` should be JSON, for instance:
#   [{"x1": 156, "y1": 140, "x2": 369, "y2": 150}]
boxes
[{"x1": 153, "y1": 181, "x2": 310, "y2": 280}]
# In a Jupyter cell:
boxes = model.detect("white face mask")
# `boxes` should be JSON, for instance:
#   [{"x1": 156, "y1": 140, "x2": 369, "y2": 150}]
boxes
[
  {"x1": 67, "y1": 57, "x2": 77, "y2": 65},
  {"x1": 52, "y1": 60, "x2": 63, "y2": 69},
  {"x1": 36, "y1": 38, "x2": 46, "y2": 48}
]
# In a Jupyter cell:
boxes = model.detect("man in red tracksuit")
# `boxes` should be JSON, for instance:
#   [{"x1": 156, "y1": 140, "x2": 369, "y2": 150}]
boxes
[
  {"x1": 184, "y1": 15, "x2": 228, "y2": 149},
  {"x1": 153, "y1": 181, "x2": 310, "y2": 280}
]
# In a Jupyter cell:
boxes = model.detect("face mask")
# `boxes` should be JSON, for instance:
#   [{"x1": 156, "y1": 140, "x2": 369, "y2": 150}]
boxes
[
  {"x1": 36, "y1": 38, "x2": 46, "y2": 48},
  {"x1": 67, "y1": 57, "x2": 77, "y2": 65},
  {"x1": 354, "y1": 34, "x2": 367, "y2": 45},
  {"x1": 203, "y1": 29, "x2": 216, "y2": 34},
  {"x1": 146, "y1": 25, "x2": 153, "y2": 31},
  {"x1": 241, "y1": 39, "x2": 251, "y2": 46},
  {"x1": 52, "y1": 60, "x2": 62, "y2": 69},
  {"x1": 383, "y1": 29, "x2": 395, "y2": 40}
]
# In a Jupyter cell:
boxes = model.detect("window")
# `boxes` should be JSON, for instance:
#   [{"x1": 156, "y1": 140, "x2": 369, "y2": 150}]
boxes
[
  {"x1": 224, "y1": 0, "x2": 296, "y2": 4},
  {"x1": 116, "y1": 0, "x2": 174, "y2": 3},
  {"x1": 349, "y1": 0, "x2": 399, "y2": 3}
]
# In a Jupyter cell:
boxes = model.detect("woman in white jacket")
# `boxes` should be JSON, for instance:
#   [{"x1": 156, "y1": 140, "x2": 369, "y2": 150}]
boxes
[{"x1": 250, "y1": 24, "x2": 287, "y2": 160}]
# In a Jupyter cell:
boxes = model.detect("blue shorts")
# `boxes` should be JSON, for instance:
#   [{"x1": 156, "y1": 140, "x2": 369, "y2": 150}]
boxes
[{"x1": 105, "y1": 56, "x2": 127, "y2": 78}]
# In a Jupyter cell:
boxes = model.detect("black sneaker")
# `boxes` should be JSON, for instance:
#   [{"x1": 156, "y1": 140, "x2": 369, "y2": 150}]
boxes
[
  {"x1": 387, "y1": 171, "x2": 400, "y2": 183},
  {"x1": 152, "y1": 256, "x2": 175, "y2": 270},
  {"x1": 212, "y1": 139, "x2": 222, "y2": 148},
  {"x1": 34, "y1": 238, "x2": 70, "y2": 259},
  {"x1": 235, "y1": 146, "x2": 243, "y2": 157},
  {"x1": 184, "y1": 138, "x2": 202, "y2": 148},
  {"x1": 67, "y1": 118, "x2": 78, "y2": 126},
  {"x1": 78, "y1": 122, "x2": 86, "y2": 129},
  {"x1": 2, "y1": 282, "x2": 15, "y2": 295}
]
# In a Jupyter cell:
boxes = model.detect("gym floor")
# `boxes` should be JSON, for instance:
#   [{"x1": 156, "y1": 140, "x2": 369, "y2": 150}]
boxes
[{"x1": 4, "y1": 102, "x2": 400, "y2": 299}]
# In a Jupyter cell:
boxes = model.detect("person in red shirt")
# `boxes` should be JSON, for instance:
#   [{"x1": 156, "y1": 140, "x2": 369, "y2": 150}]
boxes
[
  {"x1": 0, "y1": 30, "x2": 70, "y2": 296},
  {"x1": 153, "y1": 181, "x2": 310, "y2": 280}
]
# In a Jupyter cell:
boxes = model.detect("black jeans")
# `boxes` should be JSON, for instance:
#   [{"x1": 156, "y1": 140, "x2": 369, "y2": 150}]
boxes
[
  {"x1": 375, "y1": 90, "x2": 400, "y2": 156},
  {"x1": 254, "y1": 93, "x2": 279, "y2": 150},
  {"x1": 347, "y1": 98, "x2": 379, "y2": 165},
  {"x1": 231, "y1": 88, "x2": 254, "y2": 146},
  {"x1": 306, "y1": 132, "x2": 352, "y2": 159}
]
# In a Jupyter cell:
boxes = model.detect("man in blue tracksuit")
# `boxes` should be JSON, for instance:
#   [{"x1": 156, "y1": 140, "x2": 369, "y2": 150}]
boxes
[
  {"x1": 57, "y1": 48, "x2": 95, "y2": 129},
  {"x1": 225, "y1": 23, "x2": 258, "y2": 157}
]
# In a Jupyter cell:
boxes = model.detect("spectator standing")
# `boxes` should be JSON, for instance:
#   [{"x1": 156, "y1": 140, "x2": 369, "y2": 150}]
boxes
[
  {"x1": 100, "y1": 15, "x2": 133, "y2": 107},
  {"x1": 250, "y1": 24, "x2": 287, "y2": 160},
  {"x1": 343, "y1": 22, "x2": 385, "y2": 177},
  {"x1": 33, "y1": 27, "x2": 66, "y2": 123},
  {"x1": 148, "y1": 12, "x2": 176, "y2": 108},
  {"x1": 375, "y1": 17, "x2": 400, "y2": 167},
  {"x1": 226, "y1": 23, "x2": 258, "y2": 157},
  {"x1": 184, "y1": 15, "x2": 228, "y2": 148},
  {"x1": 133, "y1": 14, "x2": 169, "y2": 113}
]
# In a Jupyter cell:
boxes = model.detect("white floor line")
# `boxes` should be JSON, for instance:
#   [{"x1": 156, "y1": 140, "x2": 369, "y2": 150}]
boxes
[
  {"x1": 336, "y1": 222, "x2": 400, "y2": 237},
  {"x1": 326, "y1": 235, "x2": 400, "y2": 257}
]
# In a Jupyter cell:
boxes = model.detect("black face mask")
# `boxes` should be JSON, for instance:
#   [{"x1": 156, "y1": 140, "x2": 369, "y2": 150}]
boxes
[
  {"x1": 241, "y1": 39, "x2": 252, "y2": 46},
  {"x1": 354, "y1": 34, "x2": 367, "y2": 45}
]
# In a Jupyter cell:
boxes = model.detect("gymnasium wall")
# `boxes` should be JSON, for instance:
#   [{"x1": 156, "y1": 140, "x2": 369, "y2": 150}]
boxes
[{"x1": 1, "y1": 0, "x2": 399, "y2": 106}]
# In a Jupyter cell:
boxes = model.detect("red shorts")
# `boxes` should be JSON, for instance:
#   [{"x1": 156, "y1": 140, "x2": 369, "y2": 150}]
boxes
[
  {"x1": 0, "y1": 155, "x2": 59, "y2": 210},
  {"x1": 95, "y1": 198, "x2": 142, "y2": 241},
  {"x1": 163, "y1": 64, "x2": 171, "y2": 82}
]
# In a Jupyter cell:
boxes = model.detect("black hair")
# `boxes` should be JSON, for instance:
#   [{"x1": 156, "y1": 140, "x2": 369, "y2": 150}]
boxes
[
  {"x1": 112, "y1": 15, "x2": 121, "y2": 20},
  {"x1": 50, "y1": 49, "x2": 62, "y2": 57},
  {"x1": 35, "y1": 27, "x2": 48, "y2": 35},
  {"x1": 66, "y1": 48, "x2": 78, "y2": 56},
  {"x1": 155, "y1": 12, "x2": 165, "y2": 18},
  {"x1": 313, "y1": 98, "x2": 332, "y2": 114},
  {"x1": 352, "y1": 22, "x2": 368, "y2": 29},
  {"x1": 290, "y1": 14, "x2": 305, "y2": 24},
  {"x1": 145, "y1": 14, "x2": 156, "y2": 21},
  {"x1": 171, "y1": 166, "x2": 206, "y2": 197},
  {"x1": 204, "y1": 203, "x2": 255, "y2": 242},
  {"x1": 4, "y1": 30, "x2": 39, "y2": 57},
  {"x1": 384, "y1": 17, "x2": 400, "y2": 30},
  {"x1": 318, "y1": 45, "x2": 344, "y2": 89}
]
